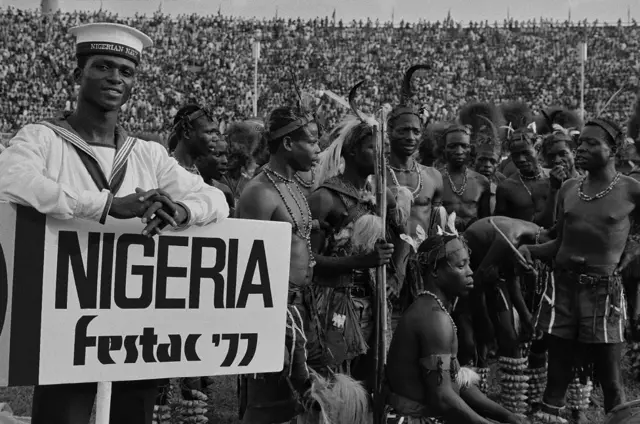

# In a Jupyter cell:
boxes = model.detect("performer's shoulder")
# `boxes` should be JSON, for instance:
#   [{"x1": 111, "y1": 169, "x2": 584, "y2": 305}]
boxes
[
  {"x1": 467, "y1": 169, "x2": 489, "y2": 184},
  {"x1": 417, "y1": 163, "x2": 443, "y2": 179}
]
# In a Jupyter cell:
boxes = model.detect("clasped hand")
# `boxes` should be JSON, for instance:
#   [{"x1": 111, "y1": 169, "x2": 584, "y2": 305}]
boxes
[{"x1": 109, "y1": 188, "x2": 187, "y2": 237}]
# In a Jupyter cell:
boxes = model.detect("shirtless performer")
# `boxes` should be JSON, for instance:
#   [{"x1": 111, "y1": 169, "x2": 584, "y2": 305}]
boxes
[
  {"x1": 458, "y1": 102, "x2": 507, "y2": 214},
  {"x1": 236, "y1": 106, "x2": 369, "y2": 424},
  {"x1": 438, "y1": 125, "x2": 491, "y2": 232},
  {"x1": 385, "y1": 65, "x2": 445, "y2": 328},
  {"x1": 308, "y1": 106, "x2": 397, "y2": 389},
  {"x1": 519, "y1": 118, "x2": 636, "y2": 422},
  {"x1": 236, "y1": 106, "x2": 322, "y2": 424},
  {"x1": 385, "y1": 219, "x2": 526, "y2": 424},
  {"x1": 494, "y1": 127, "x2": 556, "y2": 227},
  {"x1": 498, "y1": 102, "x2": 535, "y2": 179},
  {"x1": 539, "y1": 130, "x2": 581, "y2": 224}
]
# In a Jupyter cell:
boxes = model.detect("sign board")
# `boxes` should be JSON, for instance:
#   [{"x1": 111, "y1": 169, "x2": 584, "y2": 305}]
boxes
[{"x1": 0, "y1": 203, "x2": 291, "y2": 386}]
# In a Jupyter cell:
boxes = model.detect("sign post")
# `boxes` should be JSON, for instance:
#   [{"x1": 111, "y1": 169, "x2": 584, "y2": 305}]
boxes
[
  {"x1": 578, "y1": 41, "x2": 587, "y2": 121},
  {"x1": 253, "y1": 41, "x2": 260, "y2": 117},
  {"x1": 0, "y1": 203, "x2": 291, "y2": 394}
]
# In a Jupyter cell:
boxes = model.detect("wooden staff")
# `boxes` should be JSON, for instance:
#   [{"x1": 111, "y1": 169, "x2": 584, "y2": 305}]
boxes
[
  {"x1": 488, "y1": 218, "x2": 537, "y2": 278},
  {"x1": 373, "y1": 109, "x2": 388, "y2": 424}
]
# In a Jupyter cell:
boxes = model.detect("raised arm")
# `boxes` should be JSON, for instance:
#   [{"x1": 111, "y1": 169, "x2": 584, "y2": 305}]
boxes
[
  {"x1": 152, "y1": 142, "x2": 229, "y2": 226},
  {"x1": 417, "y1": 312, "x2": 494, "y2": 424},
  {"x1": 0, "y1": 125, "x2": 112, "y2": 223}
]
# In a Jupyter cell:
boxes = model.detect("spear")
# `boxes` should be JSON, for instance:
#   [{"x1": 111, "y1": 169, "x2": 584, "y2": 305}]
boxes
[{"x1": 373, "y1": 107, "x2": 388, "y2": 424}]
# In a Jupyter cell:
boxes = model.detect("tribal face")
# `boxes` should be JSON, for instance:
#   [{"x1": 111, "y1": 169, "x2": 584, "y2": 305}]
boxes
[
  {"x1": 349, "y1": 135, "x2": 376, "y2": 176},
  {"x1": 389, "y1": 114, "x2": 422, "y2": 158},
  {"x1": 575, "y1": 126, "x2": 615, "y2": 171},
  {"x1": 438, "y1": 239, "x2": 474, "y2": 297},
  {"x1": 509, "y1": 142, "x2": 539, "y2": 175},
  {"x1": 287, "y1": 122, "x2": 321, "y2": 172},
  {"x1": 543, "y1": 140, "x2": 575, "y2": 175},
  {"x1": 444, "y1": 131, "x2": 471, "y2": 167},
  {"x1": 474, "y1": 150, "x2": 499, "y2": 178},
  {"x1": 208, "y1": 138, "x2": 229, "y2": 176},
  {"x1": 189, "y1": 115, "x2": 223, "y2": 158}
]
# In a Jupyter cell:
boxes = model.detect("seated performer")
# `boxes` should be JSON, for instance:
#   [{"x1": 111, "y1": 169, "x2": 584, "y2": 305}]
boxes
[
  {"x1": 385, "y1": 215, "x2": 526, "y2": 424},
  {"x1": 0, "y1": 23, "x2": 229, "y2": 424}
]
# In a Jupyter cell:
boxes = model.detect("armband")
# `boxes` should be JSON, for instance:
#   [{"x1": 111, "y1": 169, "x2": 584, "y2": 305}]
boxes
[
  {"x1": 419, "y1": 354, "x2": 460, "y2": 385},
  {"x1": 419, "y1": 354, "x2": 452, "y2": 371}
]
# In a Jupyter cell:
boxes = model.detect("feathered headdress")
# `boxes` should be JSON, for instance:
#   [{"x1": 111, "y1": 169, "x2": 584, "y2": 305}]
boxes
[
  {"x1": 313, "y1": 81, "x2": 379, "y2": 187},
  {"x1": 537, "y1": 107, "x2": 583, "y2": 135},
  {"x1": 388, "y1": 64, "x2": 430, "y2": 125},
  {"x1": 265, "y1": 71, "x2": 320, "y2": 143},
  {"x1": 458, "y1": 102, "x2": 504, "y2": 159},
  {"x1": 416, "y1": 212, "x2": 469, "y2": 269},
  {"x1": 500, "y1": 102, "x2": 533, "y2": 132}
]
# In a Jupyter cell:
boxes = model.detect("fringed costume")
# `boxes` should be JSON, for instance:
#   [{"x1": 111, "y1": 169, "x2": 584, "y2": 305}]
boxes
[{"x1": 314, "y1": 176, "x2": 379, "y2": 375}]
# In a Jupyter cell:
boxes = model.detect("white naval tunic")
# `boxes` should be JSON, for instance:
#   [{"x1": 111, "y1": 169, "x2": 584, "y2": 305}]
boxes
[{"x1": 0, "y1": 118, "x2": 229, "y2": 226}]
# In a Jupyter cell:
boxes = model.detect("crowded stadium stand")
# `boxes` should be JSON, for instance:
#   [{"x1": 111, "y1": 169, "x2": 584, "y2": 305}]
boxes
[{"x1": 1, "y1": 7, "x2": 639, "y2": 139}]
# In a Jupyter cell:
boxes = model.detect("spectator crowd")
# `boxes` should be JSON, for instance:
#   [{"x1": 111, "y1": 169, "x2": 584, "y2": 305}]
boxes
[{"x1": 1, "y1": 7, "x2": 640, "y2": 139}]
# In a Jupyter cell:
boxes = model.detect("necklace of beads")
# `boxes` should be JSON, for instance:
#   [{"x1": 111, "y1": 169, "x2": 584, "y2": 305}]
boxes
[
  {"x1": 263, "y1": 166, "x2": 316, "y2": 268},
  {"x1": 418, "y1": 290, "x2": 457, "y2": 334},
  {"x1": 443, "y1": 167, "x2": 468, "y2": 197},
  {"x1": 518, "y1": 173, "x2": 534, "y2": 198},
  {"x1": 578, "y1": 172, "x2": 622, "y2": 202},
  {"x1": 387, "y1": 160, "x2": 423, "y2": 198},
  {"x1": 294, "y1": 171, "x2": 315, "y2": 189}
]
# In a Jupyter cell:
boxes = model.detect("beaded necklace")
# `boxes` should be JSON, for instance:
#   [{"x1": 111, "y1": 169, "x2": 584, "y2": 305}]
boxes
[
  {"x1": 418, "y1": 290, "x2": 457, "y2": 334},
  {"x1": 578, "y1": 172, "x2": 621, "y2": 202},
  {"x1": 263, "y1": 166, "x2": 316, "y2": 268},
  {"x1": 387, "y1": 160, "x2": 423, "y2": 198},
  {"x1": 294, "y1": 171, "x2": 315, "y2": 189},
  {"x1": 443, "y1": 167, "x2": 468, "y2": 197}
]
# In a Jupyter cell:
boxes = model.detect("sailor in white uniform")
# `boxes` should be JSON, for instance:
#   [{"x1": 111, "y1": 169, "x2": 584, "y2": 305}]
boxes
[{"x1": 0, "y1": 22, "x2": 229, "y2": 424}]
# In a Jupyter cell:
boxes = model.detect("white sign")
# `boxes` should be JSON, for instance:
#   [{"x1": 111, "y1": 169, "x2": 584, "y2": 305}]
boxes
[{"x1": 0, "y1": 203, "x2": 291, "y2": 386}]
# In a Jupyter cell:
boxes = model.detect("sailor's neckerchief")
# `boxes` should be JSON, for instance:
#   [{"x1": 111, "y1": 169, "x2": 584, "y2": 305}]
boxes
[{"x1": 38, "y1": 111, "x2": 136, "y2": 196}]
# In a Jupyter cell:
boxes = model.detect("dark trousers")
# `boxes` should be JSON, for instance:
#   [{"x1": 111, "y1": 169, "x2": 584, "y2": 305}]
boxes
[
  {"x1": 32, "y1": 380, "x2": 159, "y2": 424},
  {"x1": 544, "y1": 335, "x2": 625, "y2": 413}
]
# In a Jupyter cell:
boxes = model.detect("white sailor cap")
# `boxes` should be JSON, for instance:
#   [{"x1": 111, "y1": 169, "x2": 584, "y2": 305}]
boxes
[{"x1": 69, "y1": 23, "x2": 153, "y2": 66}]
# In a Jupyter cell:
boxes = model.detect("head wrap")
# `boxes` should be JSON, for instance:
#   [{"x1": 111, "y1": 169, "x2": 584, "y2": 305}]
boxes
[
  {"x1": 265, "y1": 71, "x2": 321, "y2": 143},
  {"x1": 417, "y1": 212, "x2": 470, "y2": 270},
  {"x1": 167, "y1": 104, "x2": 219, "y2": 152}
]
